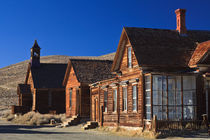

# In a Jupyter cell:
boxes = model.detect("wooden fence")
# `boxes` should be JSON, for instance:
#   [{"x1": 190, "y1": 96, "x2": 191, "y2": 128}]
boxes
[{"x1": 144, "y1": 115, "x2": 208, "y2": 132}]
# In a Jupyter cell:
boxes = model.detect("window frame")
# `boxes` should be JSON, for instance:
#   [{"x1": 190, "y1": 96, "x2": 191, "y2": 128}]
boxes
[
  {"x1": 69, "y1": 88, "x2": 73, "y2": 109},
  {"x1": 127, "y1": 47, "x2": 132, "y2": 68},
  {"x1": 132, "y1": 84, "x2": 138, "y2": 112},
  {"x1": 104, "y1": 90, "x2": 108, "y2": 113},
  {"x1": 113, "y1": 88, "x2": 118, "y2": 112},
  {"x1": 122, "y1": 86, "x2": 128, "y2": 112},
  {"x1": 144, "y1": 74, "x2": 197, "y2": 121}
]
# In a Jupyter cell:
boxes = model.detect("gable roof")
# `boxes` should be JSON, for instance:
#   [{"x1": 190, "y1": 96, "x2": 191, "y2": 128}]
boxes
[
  {"x1": 112, "y1": 27, "x2": 210, "y2": 71},
  {"x1": 25, "y1": 63, "x2": 67, "y2": 89},
  {"x1": 63, "y1": 59, "x2": 115, "y2": 85},
  {"x1": 189, "y1": 40, "x2": 210, "y2": 66}
]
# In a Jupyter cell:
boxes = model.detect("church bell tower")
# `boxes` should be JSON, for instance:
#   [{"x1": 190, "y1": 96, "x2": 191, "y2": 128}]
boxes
[{"x1": 30, "y1": 40, "x2": 41, "y2": 67}]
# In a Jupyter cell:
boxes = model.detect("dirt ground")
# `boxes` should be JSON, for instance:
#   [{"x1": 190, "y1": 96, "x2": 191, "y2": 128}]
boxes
[{"x1": 0, "y1": 119, "x2": 209, "y2": 140}]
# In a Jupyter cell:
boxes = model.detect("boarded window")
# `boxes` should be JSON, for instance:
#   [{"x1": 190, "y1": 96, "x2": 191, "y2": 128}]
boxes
[
  {"x1": 113, "y1": 89, "x2": 117, "y2": 112},
  {"x1": 132, "y1": 85, "x2": 137, "y2": 111},
  {"x1": 104, "y1": 91, "x2": 108, "y2": 112},
  {"x1": 128, "y1": 47, "x2": 132, "y2": 68},
  {"x1": 69, "y1": 89, "x2": 72, "y2": 109},
  {"x1": 123, "y1": 87, "x2": 127, "y2": 111}
]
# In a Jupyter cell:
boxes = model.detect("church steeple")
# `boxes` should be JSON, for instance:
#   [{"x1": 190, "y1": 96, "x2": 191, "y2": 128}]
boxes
[{"x1": 30, "y1": 40, "x2": 41, "y2": 67}]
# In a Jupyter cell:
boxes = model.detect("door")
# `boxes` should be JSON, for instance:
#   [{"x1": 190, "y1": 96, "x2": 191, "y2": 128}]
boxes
[
  {"x1": 76, "y1": 89, "x2": 80, "y2": 116},
  {"x1": 94, "y1": 98, "x2": 99, "y2": 122}
]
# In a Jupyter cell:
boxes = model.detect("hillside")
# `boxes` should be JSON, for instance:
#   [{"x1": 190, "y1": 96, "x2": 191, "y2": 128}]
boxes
[{"x1": 0, "y1": 53, "x2": 115, "y2": 110}]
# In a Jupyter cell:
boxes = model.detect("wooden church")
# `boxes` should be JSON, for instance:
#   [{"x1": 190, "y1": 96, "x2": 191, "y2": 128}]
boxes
[{"x1": 14, "y1": 40, "x2": 67, "y2": 114}]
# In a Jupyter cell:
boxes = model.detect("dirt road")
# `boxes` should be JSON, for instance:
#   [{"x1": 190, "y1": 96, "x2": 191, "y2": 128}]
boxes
[{"x1": 0, "y1": 119, "x2": 209, "y2": 140}]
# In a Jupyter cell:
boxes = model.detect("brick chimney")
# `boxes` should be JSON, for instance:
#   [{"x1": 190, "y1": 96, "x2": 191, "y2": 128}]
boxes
[{"x1": 175, "y1": 9, "x2": 187, "y2": 34}]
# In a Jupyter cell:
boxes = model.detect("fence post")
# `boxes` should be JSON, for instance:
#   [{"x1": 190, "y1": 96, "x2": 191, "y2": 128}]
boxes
[
  {"x1": 152, "y1": 115, "x2": 157, "y2": 132},
  {"x1": 202, "y1": 114, "x2": 208, "y2": 129}
]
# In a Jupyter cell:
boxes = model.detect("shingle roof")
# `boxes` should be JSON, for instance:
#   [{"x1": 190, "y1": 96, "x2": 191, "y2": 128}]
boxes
[
  {"x1": 69, "y1": 59, "x2": 115, "y2": 84},
  {"x1": 125, "y1": 27, "x2": 210, "y2": 67},
  {"x1": 189, "y1": 40, "x2": 210, "y2": 66},
  {"x1": 17, "y1": 84, "x2": 31, "y2": 94},
  {"x1": 30, "y1": 63, "x2": 67, "y2": 88}
]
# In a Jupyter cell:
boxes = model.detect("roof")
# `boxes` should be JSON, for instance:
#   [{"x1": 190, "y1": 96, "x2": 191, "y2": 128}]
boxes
[
  {"x1": 63, "y1": 59, "x2": 115, "y2": 85},
  {"x1": 17, "y1": 84, "x2": 31, "y2": 94},
  {"x1": 189, "y1": 40, "x2": 210, "y2": 66},
  {"x1": 112, "y1": 27, "x2": 210, "y2": 71},
  {"x1": 26, "y1": 63, "x2": 67, "y2": 89}
]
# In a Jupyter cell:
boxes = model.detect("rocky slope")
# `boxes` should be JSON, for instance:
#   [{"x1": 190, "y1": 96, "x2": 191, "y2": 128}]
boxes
[{"x1": 0, "y1": 53, "x2": 115, "y2": 110}]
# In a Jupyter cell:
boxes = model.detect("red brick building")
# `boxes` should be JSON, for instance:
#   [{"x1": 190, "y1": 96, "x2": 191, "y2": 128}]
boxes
[{"x1": 90, "y1": 9, "x2": 210, "y2": 128}]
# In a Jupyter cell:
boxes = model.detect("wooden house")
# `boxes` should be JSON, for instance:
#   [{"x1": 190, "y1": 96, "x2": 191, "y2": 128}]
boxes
[
  {"x1": 15, "y1": 40, "x2": 67, "y2": 114},
  {"x1": 63, "y1": 59, "x2": 114, "y2": 119},
  {"x1": 90, "y1": 9, "x2": 210, "y2": 128}
]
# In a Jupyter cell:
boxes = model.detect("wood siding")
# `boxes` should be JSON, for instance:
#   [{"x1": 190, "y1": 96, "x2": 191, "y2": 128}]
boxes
[
  {"x1": 65, "y1": 67, "x2": 90, "y2": 118},
  {"x1": 119, "y1": 42, "x2": 138, "y2": 74}
]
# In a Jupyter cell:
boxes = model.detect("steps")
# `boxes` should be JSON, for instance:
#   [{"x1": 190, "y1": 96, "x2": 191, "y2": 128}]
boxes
[
  {"x1": 82, "y1": 121, "x2": 98, "y2": 130},
  {"x1": 62, "y1": 115, "x2": 80, "y2": 127}
]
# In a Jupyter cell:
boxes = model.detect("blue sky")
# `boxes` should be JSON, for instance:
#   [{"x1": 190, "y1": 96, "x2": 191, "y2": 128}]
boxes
[{"x1": 0, "y1": 0, "x2": 210, "y2": 68}]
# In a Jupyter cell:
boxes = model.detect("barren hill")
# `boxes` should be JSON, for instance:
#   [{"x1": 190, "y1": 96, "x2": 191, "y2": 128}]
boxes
[{"x1": 0, "y1": 53, "x2": 115, "y2": 110}]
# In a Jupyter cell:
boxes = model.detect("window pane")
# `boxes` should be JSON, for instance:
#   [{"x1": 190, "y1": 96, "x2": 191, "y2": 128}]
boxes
[
  {"x1": 145, "y1": 75, "x2": 151, "y2": 90},
  {"x1": 184, "y1": 106, "x2": 195, "y2": 120},
  {"x1": 168, "y1": 106, "x2": 176, "y2": 120},
  {"x1": 146, "y1": 113, "x2": 151, "y2": 120},
  {"x1": 162, "y1": 106, "x2": 167, "y2": 120},
  {"x1": 153, "y1": 90, "x2": 162, "y2": 105},
  {"x1": 146, "y1": 106, "x2": 151, "y2": 113},
  {"x1": 153, "y1": 106, "x2": 162, "y2": 120},
  {"x1": 176, "y1": 76, "x2": 182, "y2": 91},
  {"x1": 168, "y1": 90, "x2": 175, "y2": 105},
  {"x1": 163, "y1": 90, "x2": 167, "y2": 105},
  {"x1": 153, "y1": 75, "x2": 162, "y2": 91},
  {"x1": 176, "y1": 106, "x2": 182, "y2": 120},
  {"x1": 128, "y1": 47, "x2": 132, "y2": 68},
  {"x1": 146, "y1": 97, "x2": 151, "y2": 104},
  {"x1": 176, "y1": 91, "x2": 182, "y2": 105},
  {"x1": 183, "y1": 76, "x2": 196, "y2": 90},
  {"x1": 183, "y1": 90, "x2": 195, "y2": 105},
  {"x1": 104, "y1": 91, "x2": 108, "y2": 112},
  {"x1": 123, "y1": 87, "x2": 127, "y2": 111},
  {"x1": 113, "y1": 89, "x2": 117, "y2": 112},
  {"x1": 132, "y1": 85, "x2": 137, "y2": 111}
]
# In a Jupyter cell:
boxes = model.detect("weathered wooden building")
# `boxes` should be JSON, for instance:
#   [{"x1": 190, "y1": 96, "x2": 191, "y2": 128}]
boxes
[
  {"x1": 63, "y1": 59, "x2": 114, "y2": 119},
  {"x1": 90, "y1": 9, "x2": 210, "y2": 128},
  {"x1": 15, "y1": 40, "x2": 67, "y2": 114}
]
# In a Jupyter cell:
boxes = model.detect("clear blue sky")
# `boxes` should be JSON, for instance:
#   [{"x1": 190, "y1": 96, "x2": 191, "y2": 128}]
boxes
[{"x1": 0, "y1": 0, "x2": 210, "y2": 68}]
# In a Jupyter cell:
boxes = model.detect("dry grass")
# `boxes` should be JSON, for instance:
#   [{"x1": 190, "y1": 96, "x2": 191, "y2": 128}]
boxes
[
  {"x1": 97, "y1": 126, "x2": 160, "y2": 139},
  {"x1": 2, "y1": 111, "x2": 66, "y2": 126}
]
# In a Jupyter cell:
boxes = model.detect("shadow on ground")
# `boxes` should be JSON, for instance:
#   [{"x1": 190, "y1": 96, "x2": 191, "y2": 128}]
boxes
[
  {"x1": 157, "y1": 129, "x2": 209, "y2": 139},
  {"x1": 0, "y1": 125, "x2": 78, "y2": 134}
]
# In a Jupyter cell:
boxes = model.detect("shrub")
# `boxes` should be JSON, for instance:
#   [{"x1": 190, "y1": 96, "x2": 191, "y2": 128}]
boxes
[{"x1": 4, "y1": 111, "x2": 66, "y2": 126}]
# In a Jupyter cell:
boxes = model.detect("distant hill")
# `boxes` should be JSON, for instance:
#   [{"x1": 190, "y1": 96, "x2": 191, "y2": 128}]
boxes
[{"x1": 0, "y1": 53, "x2": 115, "y2": 110}]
